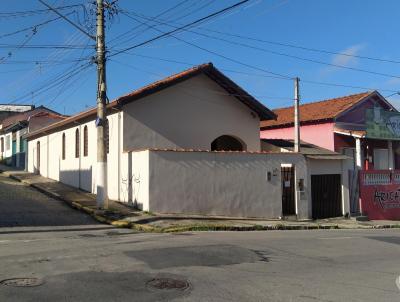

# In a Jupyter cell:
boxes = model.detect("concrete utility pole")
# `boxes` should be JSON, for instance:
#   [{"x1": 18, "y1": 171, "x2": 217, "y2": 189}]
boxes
[
  {"x1": 96, "y1": 0, "x2": 108, "y2": 209},
  {"x1": 39, "y1": 0, "x2": 108, "y2": 209},
  {"x1": 294, "y1": 77, "x2": 301, "y2": 153}
]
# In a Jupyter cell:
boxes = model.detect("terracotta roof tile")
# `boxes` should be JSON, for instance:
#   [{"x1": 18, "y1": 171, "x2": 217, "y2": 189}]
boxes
[
  {"x1": 260, "y1": 91, "x2": 373, "y2": 129},
  {"x1": 26, "y1": 63, "x2": 275, "y2": 140}
]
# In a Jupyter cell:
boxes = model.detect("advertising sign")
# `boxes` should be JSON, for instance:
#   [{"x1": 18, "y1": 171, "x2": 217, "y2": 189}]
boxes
[{"x1": 366, "y1": 108, "x2": 400, "y2": 140}]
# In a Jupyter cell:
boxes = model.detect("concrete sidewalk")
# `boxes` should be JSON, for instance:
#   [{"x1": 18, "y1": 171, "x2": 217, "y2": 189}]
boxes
[{"x1": 1, "y1": 164, "x2": 399, "y2": 232}]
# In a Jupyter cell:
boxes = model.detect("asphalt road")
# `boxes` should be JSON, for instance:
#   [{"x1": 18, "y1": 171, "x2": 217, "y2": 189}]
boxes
[
  {"x1": 0, "y1": 175, "x2": 400, "y2": 301},
  {"x1": 0, "y1": 175, "x2": 96, "y2": 227}
]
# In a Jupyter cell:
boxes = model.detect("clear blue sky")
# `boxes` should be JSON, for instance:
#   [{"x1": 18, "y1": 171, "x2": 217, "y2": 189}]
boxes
[{"x1": 1, "y1": 0, "x2": 400, "y2": 115}]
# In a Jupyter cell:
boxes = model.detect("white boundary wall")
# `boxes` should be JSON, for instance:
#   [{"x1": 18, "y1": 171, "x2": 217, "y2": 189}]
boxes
[{"x1": 130, "y1": 150, "x2": 310, "y2": 219}]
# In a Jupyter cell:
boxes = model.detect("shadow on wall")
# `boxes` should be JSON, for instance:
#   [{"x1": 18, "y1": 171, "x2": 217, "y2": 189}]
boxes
[
  {"x1": 120, "y1": 172, "x2": 143, "y2": 210},
  {"x1": 59, "y1": 167, "x2": 92, "y2": 192}
]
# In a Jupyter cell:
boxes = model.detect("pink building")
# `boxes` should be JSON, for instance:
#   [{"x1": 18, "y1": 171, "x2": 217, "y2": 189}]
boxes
[
  {"x1": 261, "y1": 91, "x2": 400, "y2": 219},
  {"x1": 261, "y1": 91, "x2": 399, "y2": 171}
]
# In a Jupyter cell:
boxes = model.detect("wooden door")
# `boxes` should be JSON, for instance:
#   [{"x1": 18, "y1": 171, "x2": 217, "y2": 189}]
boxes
[{"x1": 281, "y1": 166, "x2": 296, "y2": 215}]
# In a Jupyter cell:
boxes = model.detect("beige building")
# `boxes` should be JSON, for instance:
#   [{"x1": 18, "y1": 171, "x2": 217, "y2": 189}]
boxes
[{"x1": 26, "y1": 63, "x2": 349, "y2": 219}]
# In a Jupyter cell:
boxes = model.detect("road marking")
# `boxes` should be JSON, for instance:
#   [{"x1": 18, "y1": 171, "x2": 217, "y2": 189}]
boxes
[
  {"x1": 318, "y1": 237, "x2": 354, "y2": 240},
  {"x1": 0, "y1": 240, "x2": 11, "y2": 243},
  {"x1": 396, "y1": 275, "x2": 400, "y2": 291}
]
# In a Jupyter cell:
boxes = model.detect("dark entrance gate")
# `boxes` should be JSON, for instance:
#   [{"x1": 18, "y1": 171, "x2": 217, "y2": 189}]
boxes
[
  {"x1": 311, "y1": 174, "x2": 342, "y2": 219},
  {"x1": 281, "y1": 166, "x2": 296, "y2": 215}
]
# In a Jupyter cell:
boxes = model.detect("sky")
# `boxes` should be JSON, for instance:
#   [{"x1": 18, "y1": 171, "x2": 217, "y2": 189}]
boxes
[{"x1": 1, "y1": 0, "x2": 400, "y2": 116}]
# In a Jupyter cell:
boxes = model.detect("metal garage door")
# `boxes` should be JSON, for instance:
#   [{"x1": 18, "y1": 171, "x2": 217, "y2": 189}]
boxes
[{"x1": 311, "y1": 174, "x2": 342, "y2": 219}]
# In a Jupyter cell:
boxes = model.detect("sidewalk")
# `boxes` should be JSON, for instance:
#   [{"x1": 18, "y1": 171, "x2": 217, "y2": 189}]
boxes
[{"x1": 1, "y1": 164, "x2": 399, "y2": 232}]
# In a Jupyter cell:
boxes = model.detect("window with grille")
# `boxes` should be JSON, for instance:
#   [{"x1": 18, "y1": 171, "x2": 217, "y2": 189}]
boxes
[
  {"x1": 75, "y1": 129, "x2": 80, "y2": 158},
  {"x1": 83, "y1": 126, "x2": 88, "y2": 157}
]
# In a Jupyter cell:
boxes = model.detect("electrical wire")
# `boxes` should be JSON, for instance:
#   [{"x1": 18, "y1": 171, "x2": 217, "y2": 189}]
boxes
[
  {"x1": 107, "y1": 0, "x2": 191, "y2": 46},
  {"x1": 108, "y1": 0, "x2": 251, "y2": 58},
  {"x1": 125, "y1": 11, "x2": 400, "y2": 80},
  {"x1": 0, "y1": 12, "x2": 75, "y2": 39},
  {"x1": 127, "y1": 11, "x2": 400, "y2": 65},
  {"x1": 113, "y1": 12, "x2": 400, "y2": 93},
  {"x1": 0, "y1": 5, "x2": 83, "y2": 18}
]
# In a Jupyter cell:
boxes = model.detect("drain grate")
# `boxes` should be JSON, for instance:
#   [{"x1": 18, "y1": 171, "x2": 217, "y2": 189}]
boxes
[
  {"x1": 146, "y1": 277, "x2": 190, "y2": 291},
  {"x1": 1, "y1": 278, "x2": 44, "y2": 287}
]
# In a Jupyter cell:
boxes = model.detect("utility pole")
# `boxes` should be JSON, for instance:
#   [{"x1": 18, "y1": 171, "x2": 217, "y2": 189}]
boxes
[
  {"x1": 39, "y1": 0, "x2": 108, "y2": 209},
  {"x1": 294, "y1": 77, "x2": 301, "y2": 153},
  {"x1": 96, "y1": 0, "x2": 108, "y2": 209}
]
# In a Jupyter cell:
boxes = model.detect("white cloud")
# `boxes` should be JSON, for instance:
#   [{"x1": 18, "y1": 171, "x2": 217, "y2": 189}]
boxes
[
  {"x1": 320, "y1": 43, "x2": 366, "y2": 75},
  {"x1": 331, "y1": 44, "x2": 365, "y2": 66}
]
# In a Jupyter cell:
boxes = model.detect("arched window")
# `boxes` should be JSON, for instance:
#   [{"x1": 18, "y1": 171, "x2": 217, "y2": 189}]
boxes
[
  {"x1": 83, "y1": 126, "x2": 88, "y2": 157},
  {"x1": 211, "y1": 135, "x2": 246, "y2": 151},
  {"x1": 61, "y1": 133, "x2": 66, "y2": 160},
  {"x1": 104, "y1": 119, "x2": 109, "y2": 154},
  {"x1": 75, "y1": 128, "x2": 80, "y2": 158}
]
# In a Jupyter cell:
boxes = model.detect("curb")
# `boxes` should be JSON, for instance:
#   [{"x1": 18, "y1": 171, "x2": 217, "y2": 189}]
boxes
[{"x1": 1, "y1": 170, "x2": 400, "y2": 233}]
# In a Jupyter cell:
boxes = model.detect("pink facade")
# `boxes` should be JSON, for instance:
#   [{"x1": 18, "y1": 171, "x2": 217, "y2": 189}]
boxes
[{"x1": 261, "y1": 122, "x2": 335, "y2": 151}]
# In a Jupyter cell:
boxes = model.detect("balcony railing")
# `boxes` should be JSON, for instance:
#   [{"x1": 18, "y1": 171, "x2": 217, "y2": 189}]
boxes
[{"x1": 360, "y1": 170, "x2": 400, "y2": 186}]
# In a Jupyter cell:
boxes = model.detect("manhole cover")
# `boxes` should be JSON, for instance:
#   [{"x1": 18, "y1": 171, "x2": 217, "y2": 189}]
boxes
[
  {"x1": 146, "y1": 277, "x2": 190, "y2": 291},
  {"x1": 0, "y1": 278, "x2": 44, "y2": 287}
]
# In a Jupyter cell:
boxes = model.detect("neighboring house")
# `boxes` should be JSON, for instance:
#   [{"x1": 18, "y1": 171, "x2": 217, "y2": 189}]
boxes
[
  {"x1": 262, "y1": 139, "x2": 349, "y2": 219},
  {"x1": 25, "y1": 63, "x2": 349, "y2": 220},
  {"x1": 260, "y1": 91, "x2": 400, "y2": 220},
  {"x1": 261, "y1": 91, "x2": 398, "y2": 170},
  {"x1": 0, "y1": 106, "x2": 65, "y2": 169},
  {"x1": 0, "y1": 104, "x2": 33, "y2": 124}
]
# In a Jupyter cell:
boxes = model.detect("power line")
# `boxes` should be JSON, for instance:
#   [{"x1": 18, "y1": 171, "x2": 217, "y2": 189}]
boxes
[
  {"x1": 126, "y1": 11, "x2": 400, "y2": 80},
  {"x1": 0, "y1": 13, "x2": 75, "y2": 39},
  {"x1": 108, "y1": 0, "x2": 251, "y2": 58},
  {"x1": 128, "y1": 12, "x2": 400, "y2": 65},
  {"x1": 0, "y1": 44, "x2": 94, "y2": 49},
  {"x1": 38, "y1": 0, "x2": 95, "y2": 40},
  {"x1": 0, "y1": 5, "x2": 83, "y2": 18},
  {"x1": 110, "y1": 58, "x2": 293, "y2": 107},
  {"x1": 115, "y1": 11, "x2": 400, "y2": 93},
  {"x1": 108, "y1": 0, "x2": 191, "y2": 45},
  {"x1": 114, "y1": 51, "x2": 400, "y2": 94},
  {"x1": 7, "y1": 62, "x2": 92, "y2": 105},
  {"x1": 110, "y1": 0, "x2": 215, "y2": 49}
]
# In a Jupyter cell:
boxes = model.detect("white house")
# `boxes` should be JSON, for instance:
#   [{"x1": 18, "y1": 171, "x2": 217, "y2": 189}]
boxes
[
  {"x1": 0, "y1": 106, "x2": 65, "y2": 169},
  {"x1": 25, "y1": 63, "x2": 349, "y2": 219}
]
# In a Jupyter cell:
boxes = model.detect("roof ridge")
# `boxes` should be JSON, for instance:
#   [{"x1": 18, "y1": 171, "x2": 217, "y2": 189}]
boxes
[{"x1": 272, "y1": 91, "x2": 373, "y2": 111}]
